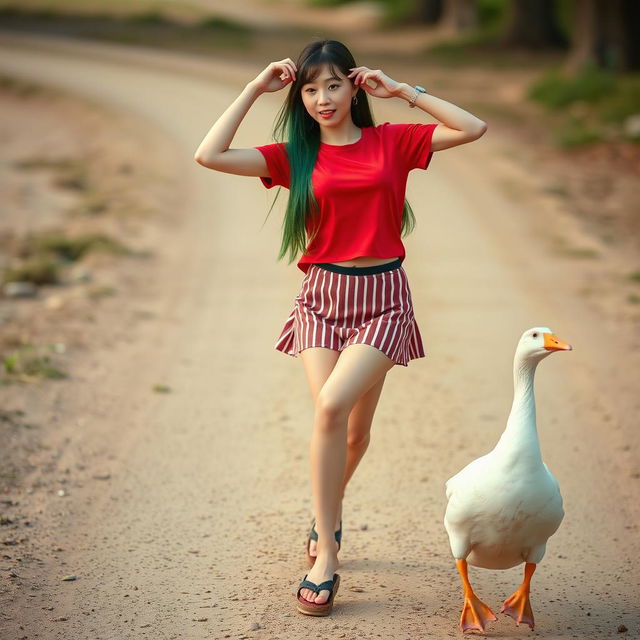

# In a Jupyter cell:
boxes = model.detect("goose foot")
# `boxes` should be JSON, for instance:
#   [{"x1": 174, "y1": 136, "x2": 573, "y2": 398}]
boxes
[
  {"x1": 455, "y1": 559, "x2": 497, "y2": 633},
  {"x1": 500, "y1": 562, "x2": 536, "y2": 630},
  {"x1": 461, "y1": 593, "x2": 498, "y2": 633}
]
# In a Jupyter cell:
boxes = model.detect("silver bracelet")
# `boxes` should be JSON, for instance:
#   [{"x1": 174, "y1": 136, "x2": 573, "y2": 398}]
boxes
[{"x1": 409, "y1": 85, "x2": 427, "y2": 108}]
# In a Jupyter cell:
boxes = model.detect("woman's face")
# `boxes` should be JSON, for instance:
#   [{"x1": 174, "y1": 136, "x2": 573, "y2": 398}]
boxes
[{"x1": 300, "y1": 63, "x2": 357, "y2": 128}]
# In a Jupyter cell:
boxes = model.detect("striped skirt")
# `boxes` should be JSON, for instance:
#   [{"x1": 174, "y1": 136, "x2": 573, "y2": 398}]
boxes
[{"x1": 274, "y1": 259, "x2": 426, "y2": 367}]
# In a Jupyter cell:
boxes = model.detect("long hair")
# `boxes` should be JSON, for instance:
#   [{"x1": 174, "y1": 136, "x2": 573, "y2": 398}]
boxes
[{"x1": 262, "y1": 39, "x2": 417, "y2": 266}]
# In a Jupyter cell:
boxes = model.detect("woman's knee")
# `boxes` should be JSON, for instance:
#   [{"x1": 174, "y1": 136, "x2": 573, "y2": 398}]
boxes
[
  {"x1": 347, "y1": 428, "x2": 370, "y2": 449},
  {"x1": 314, "y1": 390, "x2": 351, "y2": 429}
]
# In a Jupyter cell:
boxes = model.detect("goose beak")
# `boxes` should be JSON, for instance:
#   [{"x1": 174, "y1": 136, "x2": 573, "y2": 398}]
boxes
[{"x1": 543, "y1": 333, "x2": 572, "y2": 351}]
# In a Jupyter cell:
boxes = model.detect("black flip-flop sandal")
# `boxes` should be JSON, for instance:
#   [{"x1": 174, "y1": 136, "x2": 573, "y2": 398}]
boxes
[
  {"x1": 296, "y1": 573, "x2": 341, "y2": 616},
  {"x1": 305, "y1": 517, "x2": 342, "y2": 567}
]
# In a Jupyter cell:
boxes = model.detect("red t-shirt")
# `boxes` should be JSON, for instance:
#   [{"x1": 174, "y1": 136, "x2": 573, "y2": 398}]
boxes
[{"x1": 254, "y1": 121, "x2": 438, "y2": 273}]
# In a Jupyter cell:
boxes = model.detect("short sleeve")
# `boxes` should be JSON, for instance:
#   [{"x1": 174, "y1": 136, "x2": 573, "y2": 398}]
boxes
[
  {"x1": 385, "y1": 122, "x2": 438, "y2": 171},
  {"x1": 254, "y1": 142, "x2": 290, "y2": 189}
]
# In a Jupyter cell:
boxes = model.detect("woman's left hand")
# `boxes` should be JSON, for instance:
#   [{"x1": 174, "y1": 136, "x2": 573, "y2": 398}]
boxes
[{"x1": 348, "y1": 67, "x2": 402, "y2": 99}]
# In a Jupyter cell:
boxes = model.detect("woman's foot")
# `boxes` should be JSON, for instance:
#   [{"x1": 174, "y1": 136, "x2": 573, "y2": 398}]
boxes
[
  {"x1": 298, "y1": 552, "x2": 340, "y2": 605},
  {"x1": 308, "y1": 506, "x2": 342, "y2": 560}
]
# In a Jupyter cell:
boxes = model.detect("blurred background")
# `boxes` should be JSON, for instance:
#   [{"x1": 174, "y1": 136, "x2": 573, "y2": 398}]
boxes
[
  {"x1": 0, "y1": 4, "x2": 639, "y2": 637},
  {"x1": 1, "y1": 0, "x2": 638, "y2": 313}
]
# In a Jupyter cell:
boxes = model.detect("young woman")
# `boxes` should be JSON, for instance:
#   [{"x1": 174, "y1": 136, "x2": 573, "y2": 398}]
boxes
[{"x1": 194, "y1": 39, "x2": 486, "y2": 617}]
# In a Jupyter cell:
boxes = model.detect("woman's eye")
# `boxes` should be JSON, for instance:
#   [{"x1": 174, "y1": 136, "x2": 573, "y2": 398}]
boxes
[{"x1": 306, "y1": 84, "x2": 340, "y2": 93}]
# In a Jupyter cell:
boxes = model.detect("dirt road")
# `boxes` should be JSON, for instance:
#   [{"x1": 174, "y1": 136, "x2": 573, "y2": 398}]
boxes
[{"x1": 0, "y1": 32, "x2": 638, "y2": 639}]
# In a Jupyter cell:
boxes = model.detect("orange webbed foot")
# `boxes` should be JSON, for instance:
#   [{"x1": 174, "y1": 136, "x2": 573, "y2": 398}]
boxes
[
  {"x1": 501, "y1": 588, "x2": 535, "y2": 630},
  {"x1": 460, "y1": 593, "x2": 498, "y2": 633}
]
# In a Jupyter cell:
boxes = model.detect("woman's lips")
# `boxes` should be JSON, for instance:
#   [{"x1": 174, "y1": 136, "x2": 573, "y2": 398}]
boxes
[{"x1": 319, "y1": 110, "x2": 335, "y2": 119}]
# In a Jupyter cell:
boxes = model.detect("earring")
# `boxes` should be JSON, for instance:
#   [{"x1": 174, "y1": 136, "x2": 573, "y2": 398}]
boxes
[{"x1": 352, "y1": 95, "x2": 358, "y2": 105}]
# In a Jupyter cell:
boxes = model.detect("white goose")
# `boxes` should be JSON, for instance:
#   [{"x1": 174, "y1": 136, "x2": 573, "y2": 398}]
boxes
[{"x1": 444, "y1": 327, "x2": 572, "y2": 633}]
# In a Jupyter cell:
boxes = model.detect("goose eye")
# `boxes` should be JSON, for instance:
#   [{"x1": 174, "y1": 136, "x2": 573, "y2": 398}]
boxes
[{"x1": 532, "y1": 332, "x2": 538, "y2": 338}]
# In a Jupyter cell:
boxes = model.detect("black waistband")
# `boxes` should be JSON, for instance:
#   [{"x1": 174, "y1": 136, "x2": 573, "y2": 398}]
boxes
[{"x1": 313, "y1": 258, "x2": 402, "y2": 275}]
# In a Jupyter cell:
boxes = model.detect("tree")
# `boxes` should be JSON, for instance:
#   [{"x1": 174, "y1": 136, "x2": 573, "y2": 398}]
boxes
[
  {"x1": 409, "y1": 0, "x2": 443, "y2": 25},
  {"x1": 500, "y1": 0, "x2": 566, "y2": 49},
  {"x1": 437, "y1": 0, "x2": 478, "y2": 35},
  {"x1": 566, "y1": 0, "x2": 640, "y2": 72}
]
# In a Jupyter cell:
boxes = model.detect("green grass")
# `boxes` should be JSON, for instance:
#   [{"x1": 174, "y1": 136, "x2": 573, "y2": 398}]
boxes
[
  {"x1": 529, "y1": 64, "x2": 640, "y2": 146},
  {"x1": 551, "y1": 236, "x2": 600, "y2": 259},
  {"x1": 23, "y1": 231, "x2": 130, "y2": 262},
  {"x1": 2, "y1": 231, "x2": 131, "y2": 286},
  {"x1": 2, "y1": 343, "x2": 67, "y2": 380},
  {"x1": 2, "y1": 257, "x2": 59, "y2": 285},
  {"x1": 0, "y1": 3, "x2": 252, "y2": 51},
  {"x1": 528, "y1": 64, "x2": 617, "y2": 109},
  {"x1": 0, "y1": 73, "x2": 51, "y2": 97},
  {"x1": 15, "y1": 156, "x2": 90, "y2": 191}
]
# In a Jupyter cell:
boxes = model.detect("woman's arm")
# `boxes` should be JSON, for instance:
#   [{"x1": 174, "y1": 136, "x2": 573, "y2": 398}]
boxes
[
  {"x1": 346, "y1": 67, "x2": 486, "y2": 152},
  {"x1": 194, "y1": 81, "x2": 268, "y2": 175},
  {"x1": 194, "y1": 58, "x2": 297, "y2": 176},
  {"x1": 395, "y1": 83, "x2": 487, "y2": 151}
]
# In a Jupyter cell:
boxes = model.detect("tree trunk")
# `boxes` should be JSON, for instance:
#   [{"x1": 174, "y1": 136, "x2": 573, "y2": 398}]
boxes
[
  {"x1": 500, "y1": 0, "x2": 566, "y2": 49},
  {"x1": 566, "y1": 0, "x2": 640, "y2": 72},
  {"x1": 437, "y1": 0, "x2": 478, "y2": 35},
  {"x1": 409, "y1": 0, "x2": 443, "y2": 24}
]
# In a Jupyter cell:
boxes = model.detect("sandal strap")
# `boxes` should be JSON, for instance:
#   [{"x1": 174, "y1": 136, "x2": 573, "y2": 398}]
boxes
[
  {"x1": 298, "y1": 574, "x2": 336, "y2": 595},
  {"x1": 309, "y1": 519, "x2": 342, "y2": 544},
  {"x1": 314, "y1": 578, "x2": 336, "y2": 592}
]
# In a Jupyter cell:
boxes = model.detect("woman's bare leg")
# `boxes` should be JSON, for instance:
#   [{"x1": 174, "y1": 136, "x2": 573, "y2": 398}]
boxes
[
  {"x1": 305, "y1": 371, "x2": 387, "y2": 559},
  {"x1": 298, "y1": 344, "x2": 395, "y2": 605}
]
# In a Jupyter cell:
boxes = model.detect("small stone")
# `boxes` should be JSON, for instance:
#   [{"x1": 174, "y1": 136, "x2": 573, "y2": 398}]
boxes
[
  {"x1": 44, "y1": 295, "x2": 64, "y2": 310},
  {"x1": 624, "y1": 114, "x2": 640, "y2": 138},
  {"x1": 618, "y1": 624, "x2": 628, "y2": 633},
  {"x1": 3, "y1": 282, "x2": 38, "y2": 298}
]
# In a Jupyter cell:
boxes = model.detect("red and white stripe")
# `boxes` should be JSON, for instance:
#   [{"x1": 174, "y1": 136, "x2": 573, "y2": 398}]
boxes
[{"x1": 275, "y1": 264, "x2": 426, "y2": 367}]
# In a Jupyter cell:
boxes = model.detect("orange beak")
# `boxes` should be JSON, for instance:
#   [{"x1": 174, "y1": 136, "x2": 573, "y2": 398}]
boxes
[{"x1": 543, "y1": 333, "x2": 572, "y2": 351}]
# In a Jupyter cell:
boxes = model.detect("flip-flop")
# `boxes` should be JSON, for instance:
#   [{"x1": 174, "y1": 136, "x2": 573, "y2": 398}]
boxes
[
  {"x1": 305, "y1": 517, "x2": 342, "y2": 567},
  {"x1": 296, "y1": 573, "x2": 341, "y2": 616}
]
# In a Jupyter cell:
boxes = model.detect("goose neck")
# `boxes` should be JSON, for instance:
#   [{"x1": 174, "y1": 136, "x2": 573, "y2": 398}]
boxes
[{"x1": 494, "y1": 357, "x2": 542, "y2": 463}]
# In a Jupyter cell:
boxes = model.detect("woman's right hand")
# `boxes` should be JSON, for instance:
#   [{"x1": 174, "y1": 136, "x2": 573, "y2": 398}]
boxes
[{"x1": 251, "y1": 58, "x2": 297, "y2": 94}]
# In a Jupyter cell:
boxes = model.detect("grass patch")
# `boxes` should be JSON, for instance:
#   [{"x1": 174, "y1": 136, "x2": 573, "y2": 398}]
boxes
[
  {"x1": 2, "y1": 231, "x2": 131, "y2": 286},
  {"x1": 2, "y1": 257, "x2": 59, "y2": 285},
  {"x1": 553, "y1": 114, "x2": 603, "y2": 147},
  {"x1": 0, "y1": 73, "x2": 50, "y2": 97},
  {"x1": 551, "y1": 236, "x2": 600, "y2": 259},
  {"x1": 0, "y1": 5, "x2": 252, "y2": 51},
  {"x1": 87, "y1": 284, "x2": 117, "y2": 299},
  {"x1": 2, "y1": 343, "x2": 67, "y2": 381},
  {"x1": 543, "y1": 183, "x2": 570, "y2": 198},
  {"x1": 14, "y1": 156, "x2": 90, "y2": 191},
  {"x1": 628, "y1": 271, "x2": 640, "y2": 283},
  {"x1": 559, "y1": 246, "x2": 600, "y2": 259},
  {"x1": 22, "y1": 231, "x2": 130, "y2": 262},
  {"x1": 528, "y1": 64, "x2": 616, "y2": 110},
  {"x1": 529, "y1": 65, "x2": 640, "y2": 146}
]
